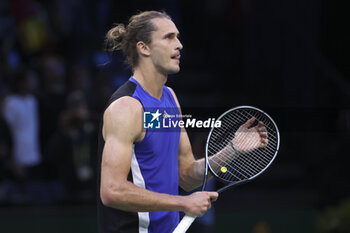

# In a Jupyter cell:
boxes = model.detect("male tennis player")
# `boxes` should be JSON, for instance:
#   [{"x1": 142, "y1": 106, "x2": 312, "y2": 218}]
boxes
[{"x1": 97, "y1": 11, "x2": 267, "y2": 233}]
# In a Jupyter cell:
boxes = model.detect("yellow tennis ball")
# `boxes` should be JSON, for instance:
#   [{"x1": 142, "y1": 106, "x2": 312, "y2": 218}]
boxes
[{"x1": 221, "y1": 167, "x2": 227, "y2": 173}]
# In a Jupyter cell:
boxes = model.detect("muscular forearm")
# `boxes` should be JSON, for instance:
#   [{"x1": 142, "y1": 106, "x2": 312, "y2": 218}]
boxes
[
  {"x1": 179, "y1": 158, "x2": 213, "y2": 192},
  {"x1": 179, "y1": 146, "x2": 235, "y2": 191},
  {"x1": 101, "y1": 180, "x2": 186, "y2": 212}
]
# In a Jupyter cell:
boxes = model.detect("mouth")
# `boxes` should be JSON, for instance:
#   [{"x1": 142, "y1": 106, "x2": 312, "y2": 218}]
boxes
[{"x1": 171, "y1": 54, "x2": 181, "y2": 61}]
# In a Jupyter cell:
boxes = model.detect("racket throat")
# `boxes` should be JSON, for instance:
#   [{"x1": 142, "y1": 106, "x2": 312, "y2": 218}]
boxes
[{"x1": 217, "y1": 180, "x2": 249, "y2": 193}]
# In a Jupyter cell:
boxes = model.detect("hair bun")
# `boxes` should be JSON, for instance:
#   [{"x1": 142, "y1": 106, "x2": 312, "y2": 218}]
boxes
[{"x1": 105, "y1": 24, "x2": 126, "y2": 51}]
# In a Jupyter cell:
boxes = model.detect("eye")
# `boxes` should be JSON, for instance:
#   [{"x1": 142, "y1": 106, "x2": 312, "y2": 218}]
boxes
[
  {"x1": 164, "y1": 33, "x2": 180, "y2": 40},
  {"x1": 165, "y1": 34, "x2": 174, "y2": 39}
]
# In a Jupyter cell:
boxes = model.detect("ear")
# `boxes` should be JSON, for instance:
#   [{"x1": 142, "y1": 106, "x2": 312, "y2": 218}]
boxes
[{"x1": 136, "y1": 41, "x2": 151, "y2": 56}]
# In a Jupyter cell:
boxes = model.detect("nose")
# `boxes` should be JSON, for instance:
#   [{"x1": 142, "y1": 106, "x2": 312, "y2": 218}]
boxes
[{"x1": 176, "y1": 37, "x2": 183, "y2": 50}]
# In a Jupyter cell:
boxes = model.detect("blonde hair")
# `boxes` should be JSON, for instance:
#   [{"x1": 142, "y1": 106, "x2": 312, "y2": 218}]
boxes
[{"x1": 105, "y1": 11, "x2": 171, "y2": 69}]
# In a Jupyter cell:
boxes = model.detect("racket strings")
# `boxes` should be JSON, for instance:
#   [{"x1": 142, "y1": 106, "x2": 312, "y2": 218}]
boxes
[
  {"x1": 241, "y1": 109, "x2": 279, "y2": 140},
  {"x1": 207, "y1": 109, "x2": 278, "y2": 183},
  {"x1": 209, "y1": 159, "x2": 245, "y2": 180},
  {"x1": 209, "y1": 114, "x2": 278, "y2": 160},
  {"x1": 210, "y1": 147, "x2": 276, "y2": 181},
  {"x1": 209, "y1": 146, "x2": 258, "y2": 177},
  {"x1": 209, "y1": 145, "x2": 263, "y2": 180},
  {"x1": 209, "y1": 132, "x2": 277, "y2": 178},
  {"x1": 209, "y1": 139, "x2": 276, "y2": 182},
  {"x1": 210, "y1": 147, "x2": 269, "y2": 181},
  {"x1": 211, "y1": 155, "x2": 254, "y2": 181},
  {"x1": 233, "y1": 110, "x2": 279, "y2": 142},
  {"x1": 218, "y1": 146, "x2": 274, "y2": 178},
  {"x1": 223, "y1": 119, "x2": 278, "y2": 158},
  {"x1": 218, "y1": 110, "x2": 278, "y2": 148},
  {"x1": 209, "y1": 139, "x2": 269, "y2": 175},
  {"x1": 208, "y1": 122, "x2": 267, "y2": 173},
  {"x1": 225, "y1": 109, "x2": 279, "y2": 149}
]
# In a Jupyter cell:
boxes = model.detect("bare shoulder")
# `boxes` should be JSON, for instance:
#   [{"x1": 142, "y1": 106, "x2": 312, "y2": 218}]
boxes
[
  {"x1": 167, "y1": 86, "x2": 176, "y2": 98},
  {"x1": 104, "y1": 96, "x2": 142, "y2": 118},
  {"x1": 103, "y1": 96, "x2": 143, "y2": 142},
  {"x1": 167, "y1": 86, "x2": 181, "y2": 109}
]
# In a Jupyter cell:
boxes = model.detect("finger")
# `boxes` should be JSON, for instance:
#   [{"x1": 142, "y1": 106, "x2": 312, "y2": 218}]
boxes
[
  {"x1": 257, "y1": 122, "x2": 267, "y2": 132},
  {"x1": 260, "y1": 138, "x2": 268, "y2": 145},
  {"x1": 259, "y1": 132, "x2": 268, "y2": 139},
  {"x1": 242, "y1": 117, "x2": 256, "y2": 128},
  {"x1": 207, "y1": 192, "x2": 219, "y2": 202}
]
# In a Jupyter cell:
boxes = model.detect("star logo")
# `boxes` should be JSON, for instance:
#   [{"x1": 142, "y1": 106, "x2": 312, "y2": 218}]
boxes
[{"x1": 150, "y1": 109, "x2": 162, "y2": 122}]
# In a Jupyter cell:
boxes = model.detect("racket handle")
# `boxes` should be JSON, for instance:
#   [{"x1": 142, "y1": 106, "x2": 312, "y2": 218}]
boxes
[{"x1": 172, "y1": 215, "x2": 196, "y2": 233}]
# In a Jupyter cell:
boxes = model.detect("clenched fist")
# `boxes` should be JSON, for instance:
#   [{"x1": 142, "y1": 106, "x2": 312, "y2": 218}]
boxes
[{"x1": 182, "y1": 191, "x2": 218, "y2": 217}]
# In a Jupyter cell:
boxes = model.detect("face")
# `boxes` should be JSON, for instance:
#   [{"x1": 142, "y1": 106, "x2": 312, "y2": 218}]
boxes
[{"x1": 147, "y1": 18, "x2": 183, "y2": 75}]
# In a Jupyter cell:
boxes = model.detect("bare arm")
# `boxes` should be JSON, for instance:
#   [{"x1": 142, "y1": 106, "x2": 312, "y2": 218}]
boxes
[
  {"x1": 177, "y1": 128, "x2": 211, "y2": 191},
  {"x1": 168, "y1": 88, "x2": 213, "y2": 191},
  {"x1": 100, "y1": 96, "x2": 217, "y2": 215}
]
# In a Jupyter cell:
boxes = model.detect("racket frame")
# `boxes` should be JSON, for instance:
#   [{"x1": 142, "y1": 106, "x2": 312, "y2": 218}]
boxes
[{"x1": 204, "y1": 105, "x2": 280, "y2": 192}]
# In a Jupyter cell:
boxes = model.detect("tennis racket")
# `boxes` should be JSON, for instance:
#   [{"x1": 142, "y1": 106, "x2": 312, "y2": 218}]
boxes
[{"x1": 173, "y1": 106, "x2": 280, "y2": 233}]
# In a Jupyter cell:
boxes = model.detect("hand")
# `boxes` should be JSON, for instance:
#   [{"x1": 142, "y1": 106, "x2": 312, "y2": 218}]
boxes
[
  {"x1": 232, "y1": 117, "x2": 268, "y2": 153},
  {"x1": 182, "y1": 191, "x2": 218, "y2": 217}
]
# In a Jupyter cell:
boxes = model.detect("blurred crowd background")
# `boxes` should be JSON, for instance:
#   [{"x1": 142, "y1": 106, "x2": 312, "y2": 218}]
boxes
[{"x1": 0, "y1": 0, "x2": 349, "y2": 232}]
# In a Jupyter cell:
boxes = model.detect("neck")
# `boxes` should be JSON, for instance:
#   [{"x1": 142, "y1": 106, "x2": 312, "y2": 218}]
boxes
[{"x1": 133, "y1": 64, "x2": 167, "y2": 100}]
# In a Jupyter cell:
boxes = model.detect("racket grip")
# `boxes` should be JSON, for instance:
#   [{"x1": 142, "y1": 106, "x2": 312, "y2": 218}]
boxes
[{"x1": 172, "y1": 215, "x2": 196, "y2": 233}]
